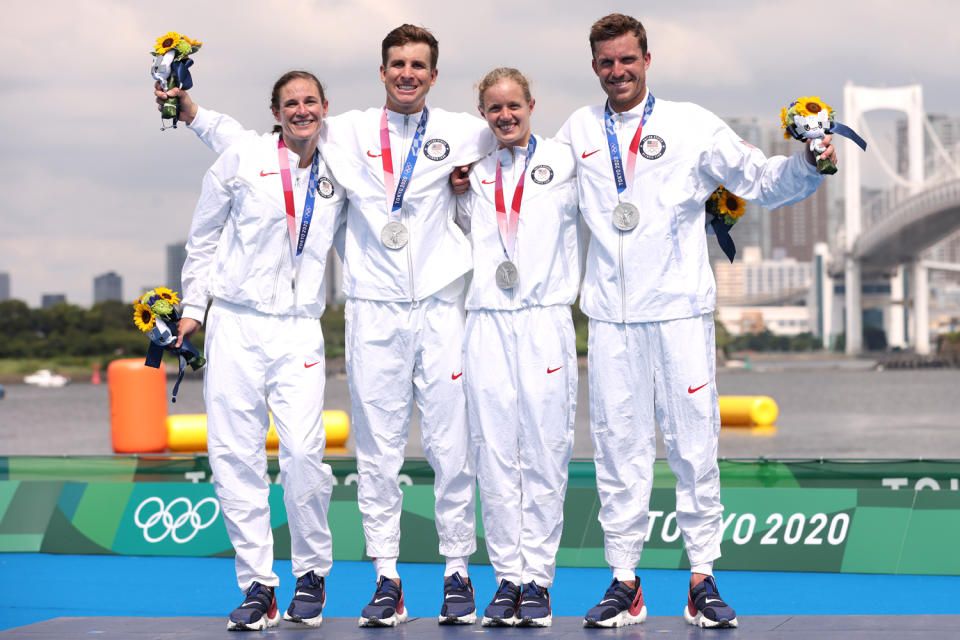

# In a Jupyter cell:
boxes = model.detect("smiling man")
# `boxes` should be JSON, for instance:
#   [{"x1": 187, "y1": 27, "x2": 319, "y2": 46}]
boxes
[
  {"x1": 161, "y1": 24, "x2": 494, "y2": 628},
  {"x1": 555, "y1": 13, "x2": 837, "y2": 630}
]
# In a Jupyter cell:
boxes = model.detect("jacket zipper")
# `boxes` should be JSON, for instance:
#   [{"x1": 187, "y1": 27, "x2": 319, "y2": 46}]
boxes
[
  {"x1": 402, "y1": 112, "x2": 416, "y2": 302},
  {"x1": 616, "y1": 114, "x2": 627, "y2": 322}
]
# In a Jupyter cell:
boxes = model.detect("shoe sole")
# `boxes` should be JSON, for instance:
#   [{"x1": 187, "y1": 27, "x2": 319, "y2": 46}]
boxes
[
  {"x1": 684, "y1": 607, "x2": 738, "y2": 628},
  {"x1": 482, "y1": 615, "x2": 519, "y2": 627},
  {"x1": 518, "y1": 615, "x2": 552, "y2": 627},
  {"x1": 583, "y1": 604, "x2": 647, "y2": 628},
  {"x1": 438, "y1": 612, "x2": 477, "y2": 625},
  {"x1": 358, "y1": 611, "x2": 409, "y2": 627},
  {"x1": 284, "y1": 612, "x2": 323, "y2": 627},
  {"x1": 227, "y1": 612, "x2": 280, "y2": 631}
]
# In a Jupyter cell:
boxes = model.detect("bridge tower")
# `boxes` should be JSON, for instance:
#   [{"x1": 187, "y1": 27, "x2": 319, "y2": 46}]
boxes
[{"x1": 843, "y1": 84, "x2": 924, "y2": 354}]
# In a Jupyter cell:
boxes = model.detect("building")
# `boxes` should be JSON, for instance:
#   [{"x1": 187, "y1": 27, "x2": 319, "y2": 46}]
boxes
[
  {"x1": 710, "y1": 118, "x2": 771, "y2": 265},
  {"x1": 93, "y1": 272, "x2": 123, "y2": 303},
  {"x1": 0, "y1": 272, "x2": 9, "y2": 301},
  {"x1": 767, "y1": 137, "x2": 833, "y2": 262},
  {"x1": 165, "y1": 242, "x2": 188, "y2": 293},
  {"x1": 41, "y1": 294, "x2": 66, "y2": 308},
  {"x1": 716, "y1": 305, "x2": 812, "y2": 336},
  {"x1": 715, "y1": 246, "x2": 812, "y2": 305}
]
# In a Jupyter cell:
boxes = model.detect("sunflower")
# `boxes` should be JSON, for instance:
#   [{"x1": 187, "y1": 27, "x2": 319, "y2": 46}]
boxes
[
  {"x1": 133, "y1": 303, "x2": 157, "y2": 332},
  {"x1": 794, "y1": 96, "x2": 831, "y2": 117},
  {"x1": 154, "y1": 286, "x2": 181, "y2": 305},
  {"x1": 780, "y1": 106, "x2": 794, "y2": 139},
  {"x1": 716, "y1": 186, "x2": 746, "y2": 221},
  {"x1": 184, "y1": 36, "x2": 203, "y2": 48},
  {"x1": 154, "y1": 31, "x2": 182, "y2": 55}
]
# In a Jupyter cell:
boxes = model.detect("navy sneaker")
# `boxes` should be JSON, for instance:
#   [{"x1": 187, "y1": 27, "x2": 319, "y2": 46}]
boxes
[
  {"x1": 482, "y1": 580, "x2": 521, "y2": 627},
  {"x1": 518, "y1": 581, "x2": 552, "y2": 627},
  {"x1": 359, "y1": 576, "x2": 408, "y2": 627},
  {"x1": 438, "y1": 572, "x2": 477, "y2": 624},
  {"x1": 227, "y1": 582, "x2": 280, "y2": 631},
  {"x1": 684, "y1": 576, "x2": 738, "y2": 628},
  {"x1": 283, "y1": 570, "x2": 325, "y2": 627},
  {"x1": 583, "y1": 578, "x2": 647, "y2": 628}
]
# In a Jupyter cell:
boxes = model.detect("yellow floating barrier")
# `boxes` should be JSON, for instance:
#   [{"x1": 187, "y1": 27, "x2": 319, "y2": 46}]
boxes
[
  {"x1": 167, "y1": 411, "x2": 350, "y2": 452},
  {"x1": 719, "y1": 395, "x2": 778, "y2": 427}
]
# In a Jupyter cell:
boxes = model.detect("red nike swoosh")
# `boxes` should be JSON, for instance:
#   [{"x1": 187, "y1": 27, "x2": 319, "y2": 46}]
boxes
[
  {"x1": 481, "y1": 179, "x2": 495, "y2": 184},
  {"x1": 260, "y1": 170, "x2": 279, "y2": 177},
  {"x1": 304, "y1": 361, "x2": 321, "y2": 369},
  {"x1": 547, "y1": 366, "x2": 562, "y2": 374},
  {"x1": 451, "y1": 372, "x2": 463, "y2": 380},
  {"x1": 688, "y1": 382, "x2": 709, "y2": 394},
  {"x1": 581, "y1": 149, "x2": 600, "y2": 158},
  {"x1": 367, "y1": 150, "x2": 382, "y2": 158}
]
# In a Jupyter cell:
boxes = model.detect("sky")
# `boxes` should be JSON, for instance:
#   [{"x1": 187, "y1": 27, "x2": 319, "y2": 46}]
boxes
[{"x1": 1, "y1": 0, "x2": 958, "y2": 307}]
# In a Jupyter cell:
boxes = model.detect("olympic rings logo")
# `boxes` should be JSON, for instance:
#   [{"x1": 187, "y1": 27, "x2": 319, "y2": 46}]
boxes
[{"x1": 133, "y1": 496, "x2": 221, "y2": 544}]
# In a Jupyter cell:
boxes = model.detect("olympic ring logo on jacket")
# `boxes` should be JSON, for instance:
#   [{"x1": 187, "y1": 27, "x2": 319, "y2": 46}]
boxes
[{"x1": 133, "y1": 496, "x2": 221, "y2": 543}]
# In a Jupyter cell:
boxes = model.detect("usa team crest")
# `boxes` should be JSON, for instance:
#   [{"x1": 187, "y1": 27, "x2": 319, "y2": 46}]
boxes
[
  {"x1": 640, "y1": 135, "x2": 666, "y2": 160},
  {"x1": 317, "y1": 177, "x2": 335, "y2": 198},
  {"x1": 531, "y1": 164, "x2": 554, "y2": 185},
  {"x1": 423, "y1": 139, "x2": 450, "y2": 161}
]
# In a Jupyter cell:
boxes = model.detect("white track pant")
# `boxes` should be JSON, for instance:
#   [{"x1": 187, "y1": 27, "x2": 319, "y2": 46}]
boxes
[
  {"x1": 588, "y1": 313, "x2": 722, "y2": 570},
  {"x1": 205, "y1": 299, "x2": 334, "y2": 592},
  {"x1": 345, "y1": 296, "x2": 475, "y2": 559},
  {"x1": 465, "y1": 305, "x2": 577, "y2": 587}
]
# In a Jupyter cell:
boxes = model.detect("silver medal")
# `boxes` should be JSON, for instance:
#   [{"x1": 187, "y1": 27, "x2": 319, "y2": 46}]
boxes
[
  {"x1": 612, "y1": 202, "x2": 639, "y2": 231},
  {"x1": 495, "y1": 261, "x2": 519, "y2": 289},
  {"x1": 381, "y1": 221, "x2": 409, "y2": 249}
]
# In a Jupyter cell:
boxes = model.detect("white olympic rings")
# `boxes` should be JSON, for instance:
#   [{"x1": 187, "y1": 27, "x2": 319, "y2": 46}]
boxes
[{"x1": 133, "y1": 496, "x2": 221, "y2": 543}]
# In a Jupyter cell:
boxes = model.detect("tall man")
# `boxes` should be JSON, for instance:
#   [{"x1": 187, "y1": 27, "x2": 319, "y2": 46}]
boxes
[
  {"x1": 159, "y1": 25, "x2": 493, "y2": 627},
  {"x1": 555, "y1": 14, "x2": 836, "y2": 629}
]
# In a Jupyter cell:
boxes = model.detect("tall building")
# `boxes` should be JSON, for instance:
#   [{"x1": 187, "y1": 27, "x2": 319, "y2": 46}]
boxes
[
  {"x1": 766, "y1": 137, "x2": 832, "y2": 261},
  {"x1": 93, "y1": 272, "x2": 123, "y2": 303},
  {"x1": 166, "y1": 241, "x2": 188, "y2": 293},
  {"x1": 0, "y1": 272, "x2": 9, "y2": 301},
  {"x1": 710, "y1": 118, "x2": 771, "y2": 265},
  {"x1": 41, "y1": 294, "x2": 66, "y2": 308}
]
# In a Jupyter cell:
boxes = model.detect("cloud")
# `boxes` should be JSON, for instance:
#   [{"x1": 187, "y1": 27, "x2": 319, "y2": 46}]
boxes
[{"x1": 1, "y1": 0, "x2": 958, "y2": 305}]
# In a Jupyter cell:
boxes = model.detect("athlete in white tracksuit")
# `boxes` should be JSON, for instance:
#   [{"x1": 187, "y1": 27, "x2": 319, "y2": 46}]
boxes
[
  {"x1": 557, "y1": 87, "x2": 825, "y2": 620},
  {"x1": 457, "y1": 134, "x2": 580, "y2": 591},
  {"x1": 181, "y1": 128, "x2": 345, "y2": 598},
  {"x1": 185, "y1": 103, "x2": 493, "y2": 570}
]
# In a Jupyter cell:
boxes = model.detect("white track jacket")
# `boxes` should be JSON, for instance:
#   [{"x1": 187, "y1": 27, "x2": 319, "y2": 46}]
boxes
[
  {"x1": 181, "y1": 132, "x2": 346, "y2": 321},
  {"x1": 556, "y1": 90, "x2": 823, "y2": 323},
  {"x1": 456, "y1": 135, "x2": 581, "y2": 310}
]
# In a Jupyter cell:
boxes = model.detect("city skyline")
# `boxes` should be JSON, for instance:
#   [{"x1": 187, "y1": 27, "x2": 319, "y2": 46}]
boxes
[{"x1": 2, "y1": 0, "x2": 958, "y2": 306}]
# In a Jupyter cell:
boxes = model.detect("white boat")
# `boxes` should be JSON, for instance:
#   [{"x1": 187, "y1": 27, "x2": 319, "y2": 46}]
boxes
[{"x1": 23, "y1": 369, "x2": 71, "y2": 388}]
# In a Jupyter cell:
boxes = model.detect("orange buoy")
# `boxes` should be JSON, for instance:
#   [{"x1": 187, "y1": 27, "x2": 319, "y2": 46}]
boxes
[{"x1": 108, "y1": 358, "x2": 168, "y2": 453}]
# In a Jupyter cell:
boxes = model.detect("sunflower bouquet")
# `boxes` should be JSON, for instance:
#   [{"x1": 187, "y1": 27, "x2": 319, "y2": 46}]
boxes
[
  {"x1": 780, "y1": 95, "x2": 867, "y2": 175},
  {"x1": 133, "y1": 286, "x2": 205, "y2": 402},
  {"x1": 706, "y1": 185, "x2": 745, "y2": 263},
  {"x1": 150, "y1": 31, "x2": 202, "y2": 128}
]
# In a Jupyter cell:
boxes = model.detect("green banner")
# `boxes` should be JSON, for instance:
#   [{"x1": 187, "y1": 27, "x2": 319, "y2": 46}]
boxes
[
  {"x1": 2, "y1": 479, "x2": 958, "y2": 575},
  {"x1": 4, "y1": 456, "x2": 960, "y2": 492}
]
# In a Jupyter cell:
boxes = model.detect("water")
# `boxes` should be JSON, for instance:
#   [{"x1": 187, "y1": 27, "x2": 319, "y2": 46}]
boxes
[{"x1": 2, "y1": 361, "x2": 959, "y2": 459}]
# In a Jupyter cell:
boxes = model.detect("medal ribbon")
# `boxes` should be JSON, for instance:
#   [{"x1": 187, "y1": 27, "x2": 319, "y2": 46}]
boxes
[
  {"x1": 494, "y1": 135, "x2": 538, "y2": 261},
  {"x1": 603, "y1": 92, "x2": 655, "y2": 197},
  {"x1": 380, "y1": 106, "x2": 430, "y2": 221},
  {"x1": 277, "y1": 138, "x2": 320, "y2": 256},
  {"x1": 277, "y1": 138, "x2": 320, "y2": 290}
]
